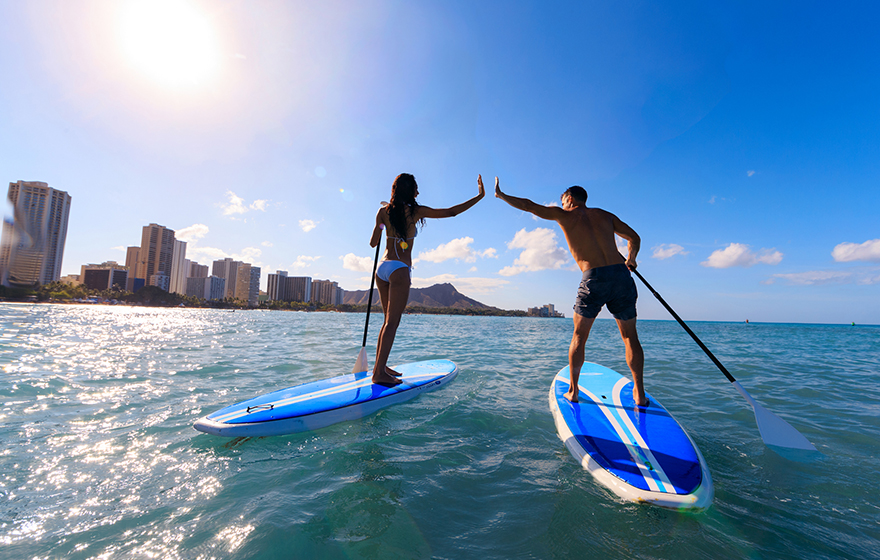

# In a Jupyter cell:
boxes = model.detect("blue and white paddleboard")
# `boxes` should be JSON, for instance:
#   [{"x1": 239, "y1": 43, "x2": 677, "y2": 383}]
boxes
[
  {"x1": 194, "y1": 359, "x2": 458, "y2": 437},
  {"x1": 549, "y1": 362, "x2": 713, "y2": 510}
]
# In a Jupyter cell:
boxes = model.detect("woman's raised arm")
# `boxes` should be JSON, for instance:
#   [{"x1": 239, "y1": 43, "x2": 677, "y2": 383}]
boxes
[{"x1": 417, "y1": 175, "x2": 485, "y2": 219}]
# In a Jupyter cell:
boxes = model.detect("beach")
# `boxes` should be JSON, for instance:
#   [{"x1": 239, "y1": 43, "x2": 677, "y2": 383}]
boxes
[{"x1": 1, "y1": 303, "x2": 878, "y2": 559}]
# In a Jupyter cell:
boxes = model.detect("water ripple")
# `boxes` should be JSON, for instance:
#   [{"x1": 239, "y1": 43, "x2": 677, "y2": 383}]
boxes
[{"x1": 0, "y1": 304, "x2": 878, "y2": 559}]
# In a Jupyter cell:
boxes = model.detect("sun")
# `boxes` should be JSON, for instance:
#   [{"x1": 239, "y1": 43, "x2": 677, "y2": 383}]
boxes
[{"x1": 118, "y1": 0, "x2": 220, "y2": 89}]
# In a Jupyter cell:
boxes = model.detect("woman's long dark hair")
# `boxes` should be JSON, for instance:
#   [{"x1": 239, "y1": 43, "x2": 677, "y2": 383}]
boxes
[{"x1": 387, "y1": 173, "x2": 424, "y2": 238}]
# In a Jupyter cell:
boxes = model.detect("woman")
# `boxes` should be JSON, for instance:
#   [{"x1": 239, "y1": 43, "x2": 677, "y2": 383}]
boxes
[{"x1": 369, "y1": 173, "x2": 485, "y2": 386}]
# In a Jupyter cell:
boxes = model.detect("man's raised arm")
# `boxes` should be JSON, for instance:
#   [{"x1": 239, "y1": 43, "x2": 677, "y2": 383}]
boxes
[{"x1": 494, "y1": 177, "x2": 564, "y2": 221}]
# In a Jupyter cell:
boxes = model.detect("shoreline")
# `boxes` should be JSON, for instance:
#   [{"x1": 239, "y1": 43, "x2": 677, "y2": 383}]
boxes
[{"x1": 2, "y1": 300, "x2": 874, "y2": 326}]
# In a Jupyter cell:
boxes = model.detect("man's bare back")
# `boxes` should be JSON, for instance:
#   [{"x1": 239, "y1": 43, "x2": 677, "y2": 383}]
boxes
[{"x1": 556, "y1": 203, "x2": 637, "y2": 272}]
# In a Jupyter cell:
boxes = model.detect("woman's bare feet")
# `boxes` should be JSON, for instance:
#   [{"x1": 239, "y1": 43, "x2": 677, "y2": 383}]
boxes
[
  {"x1": 564, "y1": 387, "x2": 579, "y2": 403},
  {"x1": 372, "y1": 367, "x2": 403, "y2": 387}
]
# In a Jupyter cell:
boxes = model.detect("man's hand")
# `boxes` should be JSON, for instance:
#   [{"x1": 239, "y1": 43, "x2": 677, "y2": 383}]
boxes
[
  {"x1": 494, "y1": 176, "x2": 503, "y2": 199},
  {"x1": 477, "y1": 174, "x2": 485, "y2": 197},
  {"x1": 625, "y1": 256, "x2": 638, "y2": 271}
]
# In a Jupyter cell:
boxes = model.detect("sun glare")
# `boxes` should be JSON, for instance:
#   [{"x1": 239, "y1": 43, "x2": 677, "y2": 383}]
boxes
[{"x1": 118, "y1": 0, "x2": 220, "y2": 89}]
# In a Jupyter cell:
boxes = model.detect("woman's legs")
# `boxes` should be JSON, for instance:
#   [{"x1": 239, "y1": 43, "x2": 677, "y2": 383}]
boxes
[{"x1": 372, "y1": 267, "x2": 410, "y2": 385}]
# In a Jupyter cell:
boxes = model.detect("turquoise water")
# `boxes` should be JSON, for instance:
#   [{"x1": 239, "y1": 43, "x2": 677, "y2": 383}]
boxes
[{"x1": 1, "y1": 303, "x2": 878, "y2": 559}]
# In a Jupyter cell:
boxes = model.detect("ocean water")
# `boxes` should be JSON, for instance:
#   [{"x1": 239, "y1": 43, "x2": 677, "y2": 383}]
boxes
[{"x1": 1, "y1": 303, "x2": 878, "y2": 560}]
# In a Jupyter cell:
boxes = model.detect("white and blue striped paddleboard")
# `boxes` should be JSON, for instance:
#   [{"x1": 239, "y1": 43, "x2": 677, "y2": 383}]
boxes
[
  {"x1": 549, "y1": 362, "x2": 713, "y2": 510},
  {"x1": 194, "y1": 359, "x2": 458, "y2": 437}
]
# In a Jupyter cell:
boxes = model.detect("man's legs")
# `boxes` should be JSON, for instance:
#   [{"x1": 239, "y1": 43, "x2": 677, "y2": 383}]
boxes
[
  {"x1": 566, "y1": 313, "x2": 596, "y2": 403},
  {"x1": 615, "y1": 317, "x2": 646, "y2": 406}
]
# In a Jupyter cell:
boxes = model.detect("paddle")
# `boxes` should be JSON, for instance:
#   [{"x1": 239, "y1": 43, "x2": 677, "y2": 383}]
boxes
[
  {"x1": 353, "y1": 241, "x2": 382, "y2": 373},
  {"x1": 630, "y1": 266, "x2": 816, "y2": 451}
]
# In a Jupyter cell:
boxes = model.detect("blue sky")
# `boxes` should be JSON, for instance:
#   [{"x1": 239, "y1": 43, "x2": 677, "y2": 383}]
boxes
[{"x1": 1, "y1": 0, "x2": 878, "y2": 324}]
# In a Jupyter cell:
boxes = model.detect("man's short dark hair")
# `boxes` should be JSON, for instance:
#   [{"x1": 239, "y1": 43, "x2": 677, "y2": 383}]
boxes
[{"x1": 563, "y1": 186, "x2": 588, "y2": 203}]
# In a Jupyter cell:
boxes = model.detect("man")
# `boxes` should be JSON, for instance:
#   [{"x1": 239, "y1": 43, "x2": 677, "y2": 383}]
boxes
[{"x1": 494, "y1": 178, "x2": 647, "y2": 406}]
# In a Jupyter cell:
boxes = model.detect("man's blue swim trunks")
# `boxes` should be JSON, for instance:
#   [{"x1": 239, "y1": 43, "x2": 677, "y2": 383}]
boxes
[{"x1": 573, "y1": 263, "x2": 638, "y2": 320}]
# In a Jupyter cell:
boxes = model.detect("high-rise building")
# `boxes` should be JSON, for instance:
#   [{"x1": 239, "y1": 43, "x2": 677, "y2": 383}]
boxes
[
  {"x1": 137, "y1": 224, "x2": 175, "y2": 287},
  {"x1": 81, "y1": 262, "x2": 128, "y2": 291},
  {"x1": 267, "y1": 270, "x2": 289, "y2": 301},
  {"x1": 186, "y1": 275, "x2": 225, "y2": 300},
  {"x1": 233, "y1": 263, "x2": 260, "y2": 307},
  {"x1": 234, "y1": 263, "x2": 251, "y2": 302},
  {"x1": 189, "y1": 262, "x2": 208, "y2": 278},
  {"x1": 287, "y1": 276, "x2": 312, "y2": 303},
  {"x1": 125, "y1": 246, "x2": 140, "y2": 270},
  {"x1": 212, "y1": 258, "x2": 242, "y2": 299},
  {"x1": 267, "y1": 272, "x2": 313, "y2": 303},
  {"x1": 248, "y1": 266, "x2": 261, "y2": 307},
  {"x1": 0, "y1": 181, "x2": 71, "y2": 287},
  {"x1": 169, "y1": 240, "x2": 187, "y2": 295},
  {"x1": 311, "y1": 279, "x2": 340, "y2": 305},
  {"x1": 124, "y1": 246, "x2": 140, "y2": 291}
]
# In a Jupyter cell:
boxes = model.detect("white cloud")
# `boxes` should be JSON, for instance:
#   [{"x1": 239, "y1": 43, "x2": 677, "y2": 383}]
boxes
[
  {"x1": 239, "y1": 247, "x2": 263, "y2": 264},
  {"x1": 187, "y1": 246, "x2": 262, "y2": 267},
  {"x1": 299, "y1": 219, "x2": 318, "y2": 232},
  {"x1": 174, "y1": 223, "x2": 263, "y2": 268},
  {"x1": 262, "y1": 241, "x2": 273, "y2": 247},
  {"x1": 747, "y1": 170, "x2": 756, "y2": 177},
  {"x1": 652, "y1": 243, "x2": 689, "y2": 260},
  {"x1": 767, "y1": 271, "x2": 853, "y2": 285},
  {"x1": 112, "y1": 245, "x2": 126, "y2": 252},
  {"x1": 291, "y1": 255, "x2": 320, "y2": 269},
  {"x1": 221, "y1": 191, "x2": 269, "y2": 217},
  {"x1": 498, "y1": 228, "x2": 570, "y2": 276},
  {"x1": 708, "y1": 195, "x2": 733, "y2": 204},
  {"x1": 176, "y1": 223, "x2": 210, "y2": 243},
  {"x1": 412, "y1": 273, "x2": 510, "y2": 294},
  {"x1": 221, "y1": 191, "x2": 248, "y2": 216},
  {"x1": 701, "y1": 243, "x2": 783, "y2": 268},
  {"x1": 415, "y1": 237, "x2": 497, "y2": 264},
  {"x1": 616, "y1": 235, "x2": 628, "y2": 255},
  {"x1": 831, "y1": 239, "x2": 880, "y2": 262},
  {"x1": 341, "y1": 253, "x2": 374, "y2": 272}
]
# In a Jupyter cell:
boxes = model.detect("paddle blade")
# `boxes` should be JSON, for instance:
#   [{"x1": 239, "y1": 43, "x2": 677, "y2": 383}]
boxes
[
  {"x1": 352, "y1": 347, "x2": 368, "y2": 373},
  {"x1": 732, "y1": 381, "x2": 816, "y2": 451}
]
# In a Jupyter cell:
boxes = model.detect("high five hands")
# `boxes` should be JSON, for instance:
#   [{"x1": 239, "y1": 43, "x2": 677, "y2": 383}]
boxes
[{"x1": 493, "y1": 176, "x2": 504, "y2": 200}]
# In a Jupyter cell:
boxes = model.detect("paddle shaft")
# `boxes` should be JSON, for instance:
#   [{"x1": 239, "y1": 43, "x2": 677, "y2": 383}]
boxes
[
  {"x1": 361, "y1": 242, "x2": 382, "y2": 347},
  {"x1": 630, "y1": 267, "x2": 737, "y2": 383}
]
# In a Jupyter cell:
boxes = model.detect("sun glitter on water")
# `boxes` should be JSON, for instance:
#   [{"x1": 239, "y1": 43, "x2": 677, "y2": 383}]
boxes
[{"x1": 118, "y1": 0, "x2": 221, "y2": 89}]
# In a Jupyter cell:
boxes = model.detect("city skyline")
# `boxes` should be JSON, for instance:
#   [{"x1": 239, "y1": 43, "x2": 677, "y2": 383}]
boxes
[{"x1": 2, "y1": 2, "x2": 878, "y2": 323}]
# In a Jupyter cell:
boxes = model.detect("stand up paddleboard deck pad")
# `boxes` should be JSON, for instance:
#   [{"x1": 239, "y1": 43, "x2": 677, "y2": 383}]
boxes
[
  {"x1": 194, "y1": 359, "x2": 458, "y2": 437},
  {"x1": 549, "y1": 362, "x2": 713, "y2": 510}
]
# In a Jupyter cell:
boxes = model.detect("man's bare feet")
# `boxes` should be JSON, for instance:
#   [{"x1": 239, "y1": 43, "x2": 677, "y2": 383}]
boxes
[
  {"x1": 372, "y1": 367, "x2": 403, "y2": 387},
  {"x1": 564, "y1": 388, "x2": 579, "y2": 403},
  {"x1": 388, "y1": 367, "x2": 403, "y2": 377}
]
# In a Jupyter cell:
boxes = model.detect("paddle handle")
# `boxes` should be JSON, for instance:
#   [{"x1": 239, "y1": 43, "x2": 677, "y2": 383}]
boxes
[
  {"x1": 630, "y1": 267, "x2": 737, "y2": 384},
  {"x1": 362, "y1": 242, "x2": 382, "y2": 347}
]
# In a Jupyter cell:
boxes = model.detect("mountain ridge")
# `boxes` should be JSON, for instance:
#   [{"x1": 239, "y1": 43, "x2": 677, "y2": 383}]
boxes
[{"x1": 343, "y1": 282, "x2": 492, "y2": 309}]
